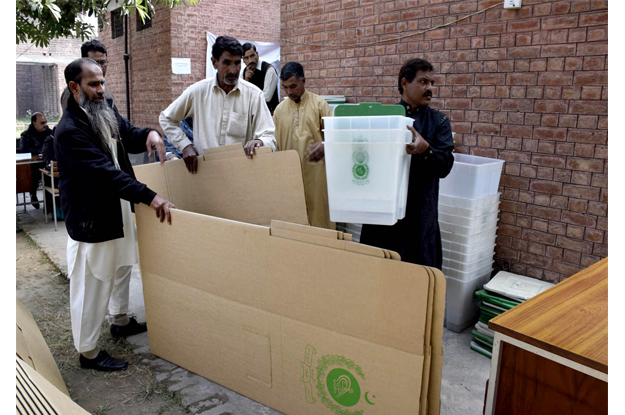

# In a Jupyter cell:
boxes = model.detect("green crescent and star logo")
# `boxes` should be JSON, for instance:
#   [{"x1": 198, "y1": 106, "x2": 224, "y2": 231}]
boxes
[{"x1": 301, "y1": 344, "x2": 376, "y2": 415}]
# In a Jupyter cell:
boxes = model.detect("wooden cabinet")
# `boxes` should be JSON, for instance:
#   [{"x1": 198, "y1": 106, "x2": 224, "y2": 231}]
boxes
[{"x1": 484, "y1": 258, "x2": 607, "y2": 415}]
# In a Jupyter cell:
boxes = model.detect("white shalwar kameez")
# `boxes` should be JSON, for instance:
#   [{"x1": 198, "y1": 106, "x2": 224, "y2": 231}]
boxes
[{"x1": 67, "y1": 124, "x2": 139, "y2": 353}]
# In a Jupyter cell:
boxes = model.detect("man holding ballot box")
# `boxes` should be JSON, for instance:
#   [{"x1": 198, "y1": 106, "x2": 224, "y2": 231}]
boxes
[{"x1": 360, "y1": 58, "x2": 455, "y2": 269}]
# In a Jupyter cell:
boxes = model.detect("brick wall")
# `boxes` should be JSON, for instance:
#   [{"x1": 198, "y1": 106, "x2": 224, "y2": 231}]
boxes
[
  {"x1": 16, "y1": 37, "x2": 83, "y2": 117},
  {"x1": 101, "y1": 0, "x2": 280, "y2": 134},
  {"x1": 281, "y1": 0, "x2": 608, "y2": 282}
]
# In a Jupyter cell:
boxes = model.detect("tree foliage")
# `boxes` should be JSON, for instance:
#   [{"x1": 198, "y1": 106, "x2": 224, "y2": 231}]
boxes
[{"x1": 16, "y1": 0, "x2": 197, "y2": 48}]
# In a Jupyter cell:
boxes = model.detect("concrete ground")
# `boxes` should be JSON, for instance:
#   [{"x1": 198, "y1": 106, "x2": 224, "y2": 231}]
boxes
[{"x1": 17, "y1": 197, "x2": 491, "y2": 415}]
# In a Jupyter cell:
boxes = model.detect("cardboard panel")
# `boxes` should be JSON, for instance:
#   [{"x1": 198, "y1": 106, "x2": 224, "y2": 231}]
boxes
[
  {"x1": 133, "y1": 160, "x2": 170, "y2": 201},
  {"x1": 266, "y1": 236, "x2": 429, "y2": 355},
  {"x1": 16, "y1": 358, "x2": 89, "y2": 414},
  {"x1": 16, "y1": 300, "x2": 69, "y2": 396},
  {"x1": 271, "y1": 220, "x2": 340, "y2": 240},
  {"x1": 136, "y1": 207, "x2": 269, "y2": 309},
  {"x1": 143, "y1": 274, "x2": 274, "y2": 396},
  {"x1": 427, "y1": 267, "x2": 447, "y2": 415},
  {"x1": 275, "y1": 318, "x2": 424, "y2": 415},
  {"x1": 162, "y1": 150, "x2": 309, "y2": 226}
]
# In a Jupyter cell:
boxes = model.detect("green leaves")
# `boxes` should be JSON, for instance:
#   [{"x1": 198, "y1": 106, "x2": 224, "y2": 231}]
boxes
[{"x1": 16, "y1": 0, "x2": 198, "y2": 47}]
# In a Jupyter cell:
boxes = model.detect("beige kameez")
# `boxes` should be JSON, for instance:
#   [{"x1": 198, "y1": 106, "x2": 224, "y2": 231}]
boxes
[{"x1": 273, "y1": 91, "x2": 335, "y2": 229}]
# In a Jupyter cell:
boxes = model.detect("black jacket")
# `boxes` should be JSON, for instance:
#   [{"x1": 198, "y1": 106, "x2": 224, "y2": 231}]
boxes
[
  {"x1": 360, "y1": 101, "x2": 455, "y2": 269},
  {"x1": 54, "y1": 95, "x2": 157, "y2": 243},
  {"x1": 20, "y1": 124, "x2": 52, "y2": 154}
]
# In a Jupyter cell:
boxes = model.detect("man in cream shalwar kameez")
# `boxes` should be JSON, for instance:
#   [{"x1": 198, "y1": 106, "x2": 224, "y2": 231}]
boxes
[{"x1": 273, "y1": 62, "x2": 334, "y2": 229}]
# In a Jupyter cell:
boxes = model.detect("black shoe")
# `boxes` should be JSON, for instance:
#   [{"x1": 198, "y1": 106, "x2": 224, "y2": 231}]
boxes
[
  {"x1": 79, "y1": 350, "x2": 128, "y2": 372},
  {"x1": 30, "y1": 194, "x2": 40, "y2": 210},
  {"x1": 110, "y1": 317, "x2": 148, "y2": 339}
]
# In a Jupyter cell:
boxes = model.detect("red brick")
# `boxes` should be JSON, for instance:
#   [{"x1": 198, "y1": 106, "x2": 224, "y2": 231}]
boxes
[
  {"x1": 546, "y1": 246, "x2": 564, "y2": 260},
  {"x1": 579, "y1": 12, "x2": 607, "y2": 26},
  {"x1": 593, "y1": 243, "x2": 608, "y2": 257},
  {"x1": 534, "y1": 100, "x2": 568, "y2": 113},
  {"x1": 573, "y1": 71, "x2": 608, "y2": 85},
  {"x1": 556, "y1": 236, "x2": 593, "y2": 254},
  {"x1": 425, "y1": 4, "x2": 449, "y2": 17},
  {"x1": 580, "y1": 254, "x2": 601, "y2": 267},
  {"x1": 499, "y1": 223, "x2": 523, "y2": 239},
  {"x1": 496, "y1": 245, "x2": 520, "y2": 261},
  {"x1": 566, "y1": 225, "x2": 585, "y2": 239},
  {"x1": 500, "y1": 200, "x2": 527, "y2": 214},
  {"x1": 501, "y1": 175, "x2": 530, "y2": 190},
  {"x1": 550, "y1": 196, "x2": 568, "y2": 209},
  {"x1": 562, "y1": 184, "x2": 600, "y2": 201},
  {"x1": 478, "y1": 48, "x2": 507, "y2": 60},
  {"x1": 475, "y1": 73, "x2": 506, "y2": 85},
  {"x1": 527, "y1": 205, "x2": 561, "y2": 221},
  {"x1": 559, "y1": 115, "x2": 578, "y2": 128},
  {"x1": 568, "y1": 199, "x2": 588, "y2": 213},
  {"x1": 587, "y1": 26, "x2": 608, "y2": 41},
  {"x1": 555, "y1": 143, "x2": 575, "y2": 156},
  {"x1": 534, "y1": 194, "x2": 551, "y2": 207},
  {"x1": 500, "y1": 124, "x2": 532, "y2": 138},
  {"x1": 571, "y1": 171, "x2": 592, "y2": 186},
  {"x1": 585, "y1": 229, "x2": 604, "y2": 243},
  {"x1": 507, "y1": 72, "x2": 537, "y2": 85},
  {"x1": 533, "y1": 127, "x2": 567, "y2": 141},
  {"x1": 523, "y1": 229, "x2": 557, "y2": 245},
  {"x1": 552, "y1": 1, "x2": 571, "y2": 14},
  {"x1": 567, "y1": 157, "x2": 604, "y2": 172},
  {"x1": 587, "y1": 201, "x2": 607, "y2": 216},
  {"x1": 563, "y1": 249, "x2": 582, "y2": 264},
  {"x1": 531, "y1": 155, "x2": 566, "y2": 169},
  {"x1": 541, "y1": 16, "x2": 578, "y2": 30},
  {"x1": 569, "y1": 101, "x2": 608, "y2": 115},
  {"x1": 541, "y1": 44, "x2": 577, "y2": 58},
  {"x1": 528, "y1": 242, "x2": 546, "y2": 256},
  {"x1": 564, "y1": 57, "x2": 584, "y2": 71},
  {"x1": 537, "y1": 167, "x2": 554, "y2": 180},
  {"x1": 537, "y1": 72, "x2": 573, "y2": 86},
  {"x1": 552, "y1": 261, "x2": 584, "y2": 277},
  {"x1": 529, "y1": 180, "x2": 562, "y2": 195},
  {"x1": 549, "y1": 221, "x2": 567, "y2": 236},
  {"x1": 447, "y1": 74, "x2": 474, "y2": 84},
  {"x1": 520, "y1": 251, "x2": 553, "y2": 269},
  {"x1": 577, "y1": 115, "x2": 598, "y2": 129},
  {"x1": 567, "y1": 129, "x2": 607, "y2": 144},
  {"x1": 583, "y1": 56, "x2": 606, "y2": 71},
  {"x1": 517, "y1": 215, "x2": 532, "y2": 228},
  {"x1": 472, "y1": 123, "x2": 501, "y2": 135},
  {"x1": 532, "y1": 218, "x2": 550, "y2": 232},
  {"x1": 478, "y1": 22, "x2": 506, "y2": 36},
  {"x1": 580, "y1": 86, "x2": 603, "y2": 100}
]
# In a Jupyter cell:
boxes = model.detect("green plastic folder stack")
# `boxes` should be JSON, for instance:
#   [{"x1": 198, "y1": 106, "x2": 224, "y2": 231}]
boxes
[{"x1": 470, "y1": 289, "x2": 521, "y2": 358}]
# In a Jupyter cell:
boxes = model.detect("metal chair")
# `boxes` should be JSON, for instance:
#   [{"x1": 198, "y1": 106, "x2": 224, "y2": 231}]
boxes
[{"x1": 39, "y1": 162, "x2": 60, "y2": 231}]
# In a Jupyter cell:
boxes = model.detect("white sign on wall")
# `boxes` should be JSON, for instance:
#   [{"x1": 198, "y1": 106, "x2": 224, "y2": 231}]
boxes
[{"x1": 172, "y1": 58, "x2": 191, "y2": 75}]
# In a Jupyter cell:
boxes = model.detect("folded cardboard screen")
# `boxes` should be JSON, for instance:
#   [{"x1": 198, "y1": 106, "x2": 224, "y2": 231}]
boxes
[{"x1": 134, "y1": 144, "x2": 445, "y2": 415}]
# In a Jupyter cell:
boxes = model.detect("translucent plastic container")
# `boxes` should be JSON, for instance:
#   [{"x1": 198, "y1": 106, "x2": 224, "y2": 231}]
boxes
[
  {"x1": 439, "y1": 193, "x2": 501, "y2": 209},
  {"x1": 323, "y1": 116, "x2": 413, "y2": 131},
  {"x1": 440, "y1": 227, "x2": 498, "y2": 246},
  {"x1": 441, "y1": 237, "x2": 497, "y2": 255},
  {"x1": 443, "y1": 260, "x2": 494, "y2": 282},
  {"x1": 443, "y1": 255, "x2": 495, "y2": 273},
  {"x1": 438, "y1": 199, "x2": 499, "y2": 218},
  {"x1": 440, "y1": 154, "x2": 504, "y2": 199},
  {"x1": 444, "y1": 271, "x2": 493, "y2": 333},
  {"x1": 443, "y1": 244, "x2": 496, "y2": 263},
  {"x1": 325, "y1": 142, "x2": 411, "y2": 225},
  {"x1": 323, "y1": 129, "x2": 412, "y2": 143},
  {"x1": 438, "y1": 210, "x2": 500, "y2": 227},
  {"x1": 438, "y1": 216, "x2": 498, "y2": 236}
]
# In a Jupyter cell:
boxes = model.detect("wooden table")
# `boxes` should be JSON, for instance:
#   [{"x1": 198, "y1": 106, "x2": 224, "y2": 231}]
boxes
[
  {"x1": 484, "y1": 258, "x2": 607, "y2": 415},
  {"x1": 16, "y1": 154, "x2": 43, "y2": 210}
]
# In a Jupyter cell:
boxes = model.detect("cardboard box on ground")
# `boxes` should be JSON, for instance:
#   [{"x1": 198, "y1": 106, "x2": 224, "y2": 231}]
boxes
[
  {"x1": 134, "y1": 143, "x2": 447, "y2": 415},
  {"x1": 16, "y1": 300, "x2": 90, "y2": 414}
]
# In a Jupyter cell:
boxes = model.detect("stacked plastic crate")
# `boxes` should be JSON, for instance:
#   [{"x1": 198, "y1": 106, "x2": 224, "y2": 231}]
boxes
[{"x1": 438, "y1": 154, "x2": 505, "y2": 333}]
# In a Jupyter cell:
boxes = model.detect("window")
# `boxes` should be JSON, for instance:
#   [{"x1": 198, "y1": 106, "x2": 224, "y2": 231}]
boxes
[
  {"x1": 111, "y1": 9, "x2": 123, "y2": 39},
  {"x1": 136, "y1": 8, "x2": 152, "y2": 31}
]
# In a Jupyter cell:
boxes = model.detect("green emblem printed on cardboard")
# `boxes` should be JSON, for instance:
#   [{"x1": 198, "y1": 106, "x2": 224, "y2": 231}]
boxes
[
  {"x1": 301, "y1": 344, "x2": 317, "y2": 404},
  {"x1": 316, "y1": 354, "x2": 366, "y2": 415}
]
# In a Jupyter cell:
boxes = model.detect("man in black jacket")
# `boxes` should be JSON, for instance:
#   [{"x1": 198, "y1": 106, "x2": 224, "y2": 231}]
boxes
[
  {"x1": 360, "y1": 58, "x2": 455, "y2": 269},
  {"x1": 242, "y1": 43, "x2": 279, "y2": 113},
  {"x1": 20, "y1": 112, "x2": 52, "y2": 208},
  {"x1": 55, "y1": 58, "x2": 176, "y2": 372}
]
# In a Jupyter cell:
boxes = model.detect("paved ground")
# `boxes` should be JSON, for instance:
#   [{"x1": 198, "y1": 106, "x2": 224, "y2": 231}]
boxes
[{"x1": 17, "y1": 197, "x2": 491, "y2": 415}]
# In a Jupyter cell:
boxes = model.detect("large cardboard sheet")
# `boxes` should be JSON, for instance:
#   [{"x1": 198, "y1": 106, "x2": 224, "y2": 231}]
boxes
[
  {"x1": 135, "y1": 145, "x2": 446, "y2": 415},
  {"x1": 16, "y1": 300, "x2": 69, "y2": 396}
]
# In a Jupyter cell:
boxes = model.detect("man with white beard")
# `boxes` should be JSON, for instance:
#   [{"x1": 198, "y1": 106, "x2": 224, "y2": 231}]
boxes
[{"x1": 54, "y1": 58, "x2": 177, "y2": 372}]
